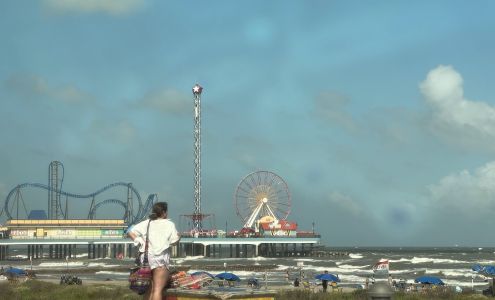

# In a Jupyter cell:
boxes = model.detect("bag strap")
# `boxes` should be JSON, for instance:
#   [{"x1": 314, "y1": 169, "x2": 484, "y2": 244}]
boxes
[{"x1": 143, "y1": 220, "x2": 152, "y2": 265}]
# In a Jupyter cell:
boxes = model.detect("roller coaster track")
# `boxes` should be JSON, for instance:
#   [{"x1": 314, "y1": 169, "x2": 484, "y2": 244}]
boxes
[
  {"x1": 88, "y1": 194, "x2": 158, "y2": 224},
  {"x1": 135, "y1": 193, "x2": 158, "y2": 222},
  {"x1": 3, "y1": 182, "x2": 143, "y2": 224},
  {"x1": 88, "y1": 199, "x2": 127, "y2": 220}
]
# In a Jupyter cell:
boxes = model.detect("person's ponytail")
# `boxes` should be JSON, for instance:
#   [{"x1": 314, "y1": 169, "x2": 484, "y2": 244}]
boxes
[
  {"x1": 149, "y1": 202, "x2": 168, "y2": 220},
  {"x1": 149, "y1": 212, "x2": 158, "y2": 220}
]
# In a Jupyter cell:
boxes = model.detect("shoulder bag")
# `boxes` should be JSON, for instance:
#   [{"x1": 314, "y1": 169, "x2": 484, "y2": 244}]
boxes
[{"x1": 129, "y1": 220, "x2": 152, "y2": 295}]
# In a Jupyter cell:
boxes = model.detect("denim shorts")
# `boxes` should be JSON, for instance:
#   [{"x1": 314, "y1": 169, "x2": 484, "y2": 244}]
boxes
[{"x1": 140, "y1": 249, "x2": 171, "y2": 270}]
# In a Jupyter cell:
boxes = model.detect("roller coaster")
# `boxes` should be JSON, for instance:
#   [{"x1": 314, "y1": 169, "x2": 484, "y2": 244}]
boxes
[{"x1": 0, "y1": 162, "x2": 157, "y2": 225}]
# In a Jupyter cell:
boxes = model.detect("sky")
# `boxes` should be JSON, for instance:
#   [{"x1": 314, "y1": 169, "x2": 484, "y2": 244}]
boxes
[{"x1": 1, "y1": 0, "x2": 495, "y2": 247}]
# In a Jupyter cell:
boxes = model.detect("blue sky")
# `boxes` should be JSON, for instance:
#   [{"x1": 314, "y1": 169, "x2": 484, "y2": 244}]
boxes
[{"x1": 1, "y1": 0, "x2": 495, "y2": 246}]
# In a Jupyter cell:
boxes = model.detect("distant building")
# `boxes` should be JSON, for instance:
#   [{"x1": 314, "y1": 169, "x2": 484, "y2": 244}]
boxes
[
  {"x1": 5, "y1": 219, "x2": 126, "y2": 240},
  {"x1": 28, "y1": 210, "x2": 47, "y2": 220}
]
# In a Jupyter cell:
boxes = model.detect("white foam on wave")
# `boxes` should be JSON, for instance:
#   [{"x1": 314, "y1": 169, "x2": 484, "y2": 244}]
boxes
[
  {"x1": 87, "y1": 262, "x2": 119, "y2": 268},
  {"x1": 338, "y1": 264, "x2": 369, "y2": 270},
  {"x1": 335, "y1": 258, "x2": 359, "y2": 266},
  {"x1": 444, "y1": 279, "x2": 488, "y2": 288},
  {"x1": 38, "y1": 262, "x2": 84, "y2": 267},
  {"x1": 424, "y1": 268, "x2": 477, "y2": 278},
  {"x1": 389, "y1": 269, "x2": 418, "y2": 275},
  {"x1": 349, "y1": 253, "x2": 363, "y2": 259},
  {"x1": 388, "y1": 258, "x2": 412, "y2": 263},
  {"x1": 390, "y1": 257, "x2": 468, "y2": 264},
  {"x1": 95, "y1": 271, "x2": 129, "y2": 276},
  {"x1": 294, "y1": 258, "x2": 320, "y2": 263},
  {"x1": 300, "y1": 264, "x2": 373, "y2": 275},
  {"x1": 203, "y1": 257, "x2": 277, "y2": 262},
  {"x1": 441, "y1": 270, "x2": 476, "y2": 277},
  {"x1": 338, "y1": 274, "x2": 366, "y2": 283},
  {"x1": 173, "y1": 256, "x2": 204, "y2": 264},
  {"x1": 412, "y1": 257, "x2": 468, "y2": 264},
  {"x1": 182, "y1": 256, "x2": 204, "y2": 261},
  {"x1": 275, "y1": 265, "x2": 293, "y2": 271},
  {"x1": 249, "y1": 256, "x2": 274, "y2": 261},
  {"x1": 477, "y1": 259, "x2": 495, "y2": 265}
]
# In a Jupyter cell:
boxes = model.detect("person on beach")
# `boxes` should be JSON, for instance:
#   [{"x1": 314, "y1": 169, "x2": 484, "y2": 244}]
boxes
[
  {"x1": 294, "y1": 277, "x2": 300, "y2": 287},
  {"x1": 321, "y1": 270, "x2": 329, "y2": 292},
  {"x1": 128, "y1": 202, "x2": 180, "y2": 300}
]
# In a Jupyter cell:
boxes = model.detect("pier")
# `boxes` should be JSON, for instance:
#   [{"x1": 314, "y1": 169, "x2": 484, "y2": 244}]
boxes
[
  {"x1": 0, "y1": 236, "x2": 321, "y2": 261},
  {"x1": 178, "y1": 237, "x2": 321, "y2": 258},
  {"x1": 0, "y1": 238, "x2": 136, "y2": 261}
]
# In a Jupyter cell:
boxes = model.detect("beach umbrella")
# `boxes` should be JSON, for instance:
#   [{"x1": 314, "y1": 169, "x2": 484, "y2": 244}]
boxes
[
  {"x1": 483, "y1": 266, "x2": 495, "y2": 276},
  {"x1": 215, "y1": 272, "x2": 241, "y2": 281},
  {"x1": 414, "y1": 276, "x2": 444, "y2": 285},
  {"x1": 472, "y1": 264, "x2": 484, "y2": 272},
  {"x1": 315, "y1": 273, "x2": 340, "y2": 282},
  {"x1": 472, "y1": 264, "x2": 495, "y2": 276},
  {"x1": 191, "y1": 271, "x2": 214, "y2": 278},
  {"x1": 5, "y1": 267, "x2": 26, "y2": 276}
]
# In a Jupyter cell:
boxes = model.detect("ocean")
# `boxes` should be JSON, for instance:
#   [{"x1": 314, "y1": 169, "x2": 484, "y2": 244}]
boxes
[{"x1": 3, "y1": 246, "x2": 494, "y2": 291}]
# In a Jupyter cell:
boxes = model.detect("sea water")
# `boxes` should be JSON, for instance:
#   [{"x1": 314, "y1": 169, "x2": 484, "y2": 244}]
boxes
[{"x1": 3, "y1": 247, "x2": 494, "y2": 290}]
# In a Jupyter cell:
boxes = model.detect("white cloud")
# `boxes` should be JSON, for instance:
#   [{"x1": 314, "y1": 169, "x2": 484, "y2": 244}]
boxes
[
  {"x1": 429, "y1": 161, "x2": 495, "y2": 216},
  {"x1": 42, "y1": 0, "x2": 144, "y2": 15},
  {"x1": 420, "y1": 65, "x2": 495, "y2": 147},
  {"x1": 139, "y1": 89, "x2": 190, "y2": 115},
  {"x1": 5, "y1": 74, "x2": 93, "y2": 104}
]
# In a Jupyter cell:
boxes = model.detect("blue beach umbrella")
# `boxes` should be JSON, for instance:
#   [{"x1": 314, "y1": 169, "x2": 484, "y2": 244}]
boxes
[
  {"x1": 5, "y1": 267, "x2": 26, "y2": 276},
  {"x1": 472, "y1": 264, "x2": 484, "y2": 272},
  {"x1": 472, "y1": 264, "x2": 495, "y2": 276},
  {"x1": 483, "y1": 266, "x2": 495, "y2": 276},
  {"x1": 215, "y1": 272, "x2": 241, "y2": 281},
  {"x1": 191, "y1": 271, "x2": 214, "y2": 278},
  {"x1": 414, "y1": 276, "x2": 444, "y2": 285},
  {"x1": 315, "y1": 273, "x2": 340, "y2": 282}
]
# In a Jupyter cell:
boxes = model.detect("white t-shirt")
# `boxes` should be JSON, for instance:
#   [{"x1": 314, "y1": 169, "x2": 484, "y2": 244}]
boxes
[{"x1": 130, "y1": 218, "x2": 180, "y2": 255}]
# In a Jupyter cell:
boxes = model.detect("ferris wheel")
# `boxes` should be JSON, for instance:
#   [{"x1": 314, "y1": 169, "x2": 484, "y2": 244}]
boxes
[{"x1": 234, "y1": 171, "x2": 291, "y2": 229}]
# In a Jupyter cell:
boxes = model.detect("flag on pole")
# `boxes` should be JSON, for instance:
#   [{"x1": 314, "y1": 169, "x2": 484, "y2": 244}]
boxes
[{"x1": 373, "y1": 259, "x2": 389, "y2": 274}]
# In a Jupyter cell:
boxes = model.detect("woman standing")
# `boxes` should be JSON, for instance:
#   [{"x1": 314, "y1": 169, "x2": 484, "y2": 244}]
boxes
[{"x1": 128, "y1": 202, "x2": 180, "y2": 300}]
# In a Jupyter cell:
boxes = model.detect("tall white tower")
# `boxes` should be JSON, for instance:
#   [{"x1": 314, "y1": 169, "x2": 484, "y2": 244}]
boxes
[{"x1": 192, "y1": 84, "x2": 203, "y2": 231}]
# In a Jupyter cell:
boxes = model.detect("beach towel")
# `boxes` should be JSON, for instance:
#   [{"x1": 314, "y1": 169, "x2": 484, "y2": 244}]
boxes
[{"x1": 170, "y1": 271, "x2": 213, "y2": 289}]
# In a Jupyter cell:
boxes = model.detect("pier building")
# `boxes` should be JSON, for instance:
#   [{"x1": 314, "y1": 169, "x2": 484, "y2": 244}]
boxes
[
  {"x1": 6, "y1": 219, "x2": 125, "y2": 240},
  {"x1": 0, "y1": 219, "x2": 134, "y2": 261}
]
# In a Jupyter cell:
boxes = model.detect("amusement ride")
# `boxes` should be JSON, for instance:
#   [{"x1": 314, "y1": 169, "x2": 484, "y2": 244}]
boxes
[
  {"x1": 234, "y1": 171, "x2": 291, "y2": 230},
  {"x1": 0, "y1": 161, "x2": 156, "y2": 225},
  {"x1": 0, "y1": 84, "x2": 298, "y2": 237}
]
